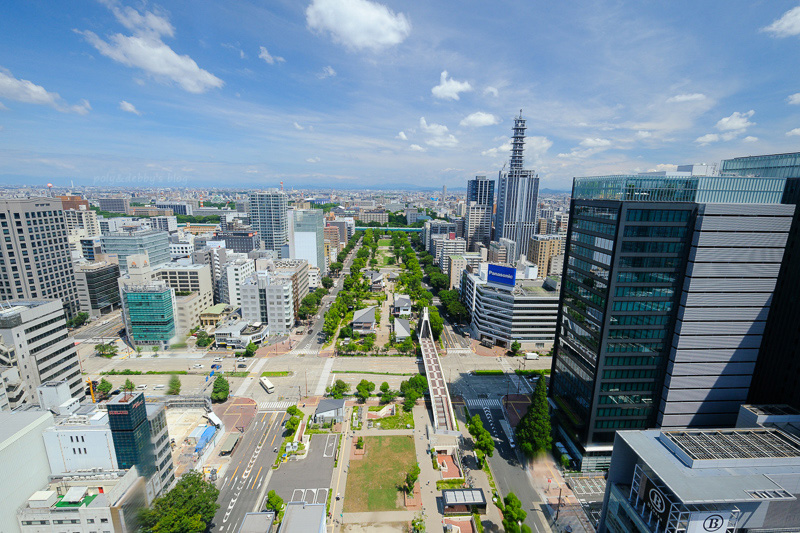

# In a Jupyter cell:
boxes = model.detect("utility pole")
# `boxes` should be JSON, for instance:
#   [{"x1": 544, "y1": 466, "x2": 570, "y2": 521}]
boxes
[
  {"x1": 555, "y1": 487, "x2": 563, "y2": 521},
  {"x1": 305, "y1": 370, "x2": 308, "y2": 397}
]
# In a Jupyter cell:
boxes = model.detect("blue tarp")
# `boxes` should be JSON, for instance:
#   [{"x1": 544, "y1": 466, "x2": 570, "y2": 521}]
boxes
[{"x1": 194, "y1": 425, "x2": 217, "y2": 453}]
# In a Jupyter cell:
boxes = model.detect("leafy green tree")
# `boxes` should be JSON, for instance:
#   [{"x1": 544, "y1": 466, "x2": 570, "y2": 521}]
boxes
[
  {"x1": 285, "y1": 416, "x2": 300, "y2": 434},
  {"x1": 516, "y1": 376, "x2": 552, "y2": 457},
  {"x1": 330, "y1": 262, "x2": 343, "y2": 273},
  {"x1": 265, "y1": 490, "x2": 284, "y2": 513},
  {"x1": 95, "y1": 343, "x2": 118, "y2": 357},
  {"x1": 355, "y1": 379, "x2": 376, "y2": 403},
  {"x1": 97, "y1": 378, "x2": 113, "y2": 398},
  {"x1": 135, "y1": 345, "x2": 143, "y2": 357},
  {"x1": 468, "y1": 414, "x2": 495, "y2": 464},
  {"x1": 428, "y1": 271, "x2": 449, "y2": 293},
  {"x1": 286, "y1": 405, "x2": 302, "y2": 417},
  {"x1": 322, "y1": 276, "x2": 334, "y2": 289},
  {"x1": 123, "y1": 378, "x2": 136, "y2": 394},
  {"x1": 500, "y1": 492, "x2": 531, "y2": 533},
  {"x1": 427, "y1": 307, "x2": 443, "y2": 340},
  {"x1": 167, "y1": 375, "x2": 181, "y2": 396},
  {"x1": 404, "y1": 463, "x2": 421, "y2": 494},
  {"x1": 244, "y1": 342, "x2": 258, "y2": 357},
  {"x1": 329, "y1": 379, "x2": 350, "y2": 399},
  {"x1": 140, "y1": 470, "x2": 219, "y2": 533},
  {"x1": 195, "y1": 330, "x2": 212, "y2": 348},
  {"x1": 152, "y1": 346, "x2": 159, "y2": 355},
  {"x1": 211, "y1": 376, "x2": 230, "y2": 403},
  {"x1": 403, "y1": 391, "x2": 419, "y2": 412},
  {"x1": 510, "y1": 340, "x2": 522, "y2": 356}
]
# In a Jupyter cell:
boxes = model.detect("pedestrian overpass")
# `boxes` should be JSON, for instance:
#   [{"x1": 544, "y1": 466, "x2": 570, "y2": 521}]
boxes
[{"x1": 419, "y1": 308, "x2": 457, "y2": 433}]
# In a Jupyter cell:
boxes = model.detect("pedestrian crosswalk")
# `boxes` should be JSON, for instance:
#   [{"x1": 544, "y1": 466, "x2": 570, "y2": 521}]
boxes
[
  {"x1": 259, "y1": 401, "x2": 294, "y2": 411},
  {"x1": 466, "y1": 398, "x2": 502, "y2": 409},
  {"x1": 292, "y1": 347, "x2": 319, "y2": 356},
  {"x1": 448, "y1": 348, "x2": 473, "y2": 356}
]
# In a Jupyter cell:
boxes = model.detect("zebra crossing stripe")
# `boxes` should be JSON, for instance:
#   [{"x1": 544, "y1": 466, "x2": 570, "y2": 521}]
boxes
[
  {"x1": 259, "y1": 401, "x2": 293, "y2": 411},
  {"x1": 466, "y1": 399, "x2": 502, "y2": 408}
]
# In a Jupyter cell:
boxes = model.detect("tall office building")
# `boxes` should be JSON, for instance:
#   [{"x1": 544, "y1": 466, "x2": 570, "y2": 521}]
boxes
[
  {"x1": 528, "y1": 234, "x2": 562, "y2": 275},
  {"x1": 0, "y1": 300, "x2": 84, "y2": 403},
  {"x1": 465, "y1": 175, "x2": 494, "y2": 252},
  {"x1": 467, "y1": 175, "x2": 495, "y2": 206},
  {"x1": 249, "y1": 191, "x2": 288, "y2": 254},
  {"x1": 728, "y1": 153, "x2": 800, "y2": 409},
  {"x1": 102, "y1": 230, "x2": 170, "y2": 273},
  {"x1": 289, "y1": 209, "x2": 326, "y2": 274},
  {"x1": 0, "y1": 198, "x2": 80, "y2": 317},
  {"x1": 549, "y1": 167, "x2": 795, "y2": 471},
  {"x1": 494, "y1": 113, "x2": 539, "y2": 259}
]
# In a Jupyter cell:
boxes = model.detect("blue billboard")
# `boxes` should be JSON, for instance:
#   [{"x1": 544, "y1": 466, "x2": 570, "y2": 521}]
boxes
[{"x1": 487, "y1": 264, "x2": 516, "y2": 287}]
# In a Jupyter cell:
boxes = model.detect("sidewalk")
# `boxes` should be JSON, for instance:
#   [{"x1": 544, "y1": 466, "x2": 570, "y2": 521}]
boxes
[{"x1": 411, "y1": 405, "x2": 445, "y2": 533}]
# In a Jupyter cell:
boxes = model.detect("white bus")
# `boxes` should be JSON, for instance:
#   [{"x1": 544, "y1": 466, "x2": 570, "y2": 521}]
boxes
[{"x1": 260, "y1": 377, "x2": 275, "y2": 394}]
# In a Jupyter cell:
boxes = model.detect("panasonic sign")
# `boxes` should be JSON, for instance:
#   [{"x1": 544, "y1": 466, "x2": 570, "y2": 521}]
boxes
[{"x1": 487, "y1": 264, "x2": 516, "y2": 287}]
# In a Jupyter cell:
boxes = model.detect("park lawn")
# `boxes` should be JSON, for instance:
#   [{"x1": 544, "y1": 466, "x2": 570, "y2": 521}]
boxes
[
  {"x1": 343, "y1": 435, "x2": 416, "y2": 512},
  {"x1": 261, "y1": 371, "x2": 292, "y2": 377},
  {"x1": 378, "y1": 239, "x2": 392, "y2": 246},
  {"x1": 375, "y1": 409, "x2": 415, "y2": 430}
]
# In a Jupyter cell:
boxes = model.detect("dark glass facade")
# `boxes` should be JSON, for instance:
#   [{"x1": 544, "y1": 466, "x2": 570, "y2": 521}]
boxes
[
  {"x1": 107, "y1": 392, "x2": 156, "y2": 477},
  {"x1": 551, "y1": 201, "x2": 693, "y2": 461},
  {"x1": 84, "y1": 263, "x2": 121, "y2": 312},
  {"x1": 467, "y1": 176, "x2": 494, "y2": 206}
]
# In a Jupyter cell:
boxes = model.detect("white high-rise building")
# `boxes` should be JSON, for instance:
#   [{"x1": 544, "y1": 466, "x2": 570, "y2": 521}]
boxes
[
  {"x1": 249, "y1": 191, "x2": 288, "y2": 254},
  {"x1": 289, "y1": 209, "x2": 326, "y2": 274},
  {"x1": 494, "y1": 113, "x2": 539, "y2": 260},
  {"x1": 241, "y1": 271, "x2": 295, "y2": 334},
  {"x1": 219, "y1": 256, "x2": 255, "y2": 308},
  {"x1": 0, "y1": 300, "x2": 84, "y2": 403}
]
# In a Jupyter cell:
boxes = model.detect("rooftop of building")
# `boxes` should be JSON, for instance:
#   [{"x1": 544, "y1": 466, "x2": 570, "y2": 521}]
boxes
[
  {"x1": 617, "y1": 428, "x2": 800, "y2": 505},
  {"x1": 202, "y1": 303, "x2": 230, "y2": 315},
  {"x1": 106, "y1": 391, "x2": 144, "y2": 406},
  {"x1": 353, "y1": 306, "x2": 376, "y2": 323},
  {"x1": 442, "y1": 488, "x2": 486, "y2": 506},
  {"x1": 74, "y1": 261, "x2": 118, "y2": 272},
  {"x1": 0, "y1": 410, "x2": 53, "y2": 444},
  {"x1": 394, "y1": 318, "x2": 411, "y2": 337},
  {"x1": 743, "y1": 404, "x2": 800, "y2": 417},
  {"x1": 316, "y1": 398, "x2": 346, "y2": 414},
  {"x1": 238, "y1": 512, "x2": 275, "y2": 533},
  {"x1": 280, "y1": 502, "x2": 326, "y2": 532}
]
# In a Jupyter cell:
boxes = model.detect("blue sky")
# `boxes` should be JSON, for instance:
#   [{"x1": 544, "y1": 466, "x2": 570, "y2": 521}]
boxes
[{"x1": 2, "y1": 0, "x2": 800, "y2": 190}]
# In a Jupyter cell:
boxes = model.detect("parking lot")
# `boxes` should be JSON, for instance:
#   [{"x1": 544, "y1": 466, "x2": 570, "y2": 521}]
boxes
[{"x1": 266, "y1": 433, "x2": 337, "y2": 506}]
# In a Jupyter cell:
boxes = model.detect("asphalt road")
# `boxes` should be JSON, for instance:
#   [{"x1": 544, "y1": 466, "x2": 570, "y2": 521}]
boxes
[
  {"x1": 73, "y1": 311, "x2": 124, "y2": 340},
  {"x1": 211, "y1": 411, "x2": 287, "y2": 533},
  {"x1": 469, "y1": 405, "x2": 550, "y2": 533},
  {"x1": 297, "y1": 240, "x2": 360, "y2": 352}
]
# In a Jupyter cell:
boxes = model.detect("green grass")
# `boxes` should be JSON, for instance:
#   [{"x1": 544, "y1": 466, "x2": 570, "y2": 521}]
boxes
[
  {"x1": 374, "y1": 409, "x2": 415, "y2": 430},
  {"x1": 473, "y1": 370, "x2": 504, "y2": 376},
  {"x1": 436, "y1": 478, "x2": 466, "y2": 490},
  {"x1": 261, "y1": 371, "x2": 292, "y2": 377},
  {"x1": 378, "y1": 239, "x2": 392, "y2": 246},
  {"x1": 220, "y1": 372, "x2": 249, "y2": 378},
  {"x1": 368, "y1": 405, "x2": 384, "y2": 411},
  {"x1": 100, "y1": 369, "x2": 188, "y2": 375},
  {"x1": 515, "y1": 369, "x2": 551, "y2": 376},
  {"x1": 333, "y1": 370, "x2": 417, "y2": 376},
  {"x1": 343, "y1": 435, "x2": 417, "y2": 512}
]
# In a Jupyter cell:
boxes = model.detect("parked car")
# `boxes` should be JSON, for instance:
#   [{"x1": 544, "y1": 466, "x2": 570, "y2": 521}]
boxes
[
  {"x1": 111, "y1": 389, "x2": 120, "y2": 396},
  {"x1": 211, "y1": 364, "x2": 221, "y2": 370},
  {"x1": 237, "y1": 357, "x2": 246, "y2": 362},
  {"x1": 213, "y1": 357, "x2": 222, "y2": 362},
  {"x1": 153, "y1": 384, "x2": 165, "y2": 389},
  {"x1": 136, "y1": 384, "x2": 147, "y2": 390},
  {"x1": 193, "y1": 363, "x2": 204, "y2": 368},
  {"x1": 238, "y1": 363, "x2": 247, "y2": 368}
]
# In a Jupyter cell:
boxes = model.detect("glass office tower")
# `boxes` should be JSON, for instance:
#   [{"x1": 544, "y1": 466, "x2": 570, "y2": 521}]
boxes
[{"x1": 550, "y1": 168, "x2": 795, "y2": 471}]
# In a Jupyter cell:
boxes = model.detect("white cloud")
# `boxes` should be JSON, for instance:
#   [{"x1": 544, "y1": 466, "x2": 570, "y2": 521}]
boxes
[
  {"x1": 579, "y1": 137, "x2": 612, "y2": 148},
  {"x1": 306, "y1": 156, "x2": 321, "y2": 163},
  {"x1": 527, "y1": 136, "x2": 553, "y2": 163},
  {"x1": 459, "y1": 112, "x2": 499, "y2": 128},
  {"x1": 0, "y1": 102, "x2": 7, "y2": 110},
  {"x1": 648, "y1": 164, "x2": 678, "y2": 172},
  {"x1": 431, "y1": 71, "x2": 472, "y2": 101},
  {"x1": 419, "y1": 117, "x2": 458, "y2": 147},
  {"x1": 695, "y1": 133, "x2": 719, "y2": 145},
  {"x1": 396, "y1": 131, "x2": 407, "y2": 140},
  {"x1": 293, "y1": 122, "x2": 305, "y2": 130},
  {"x1": 787, "y1": 128, "x2": 800, "y2": 137},
  {"x1": 119, "y1": 100, "x2": 141, "y2": 115},
  {"x1": 318, "y1": 66, "x2": 336, "y2": 79},
  {"x1": 0, "y1": 68, "x2": 90, "y2": 114},
  {"x1": 258, "y1": 46, "x2": 285, "y2": 65},
  {"x1": 666, "y1": 93, "x2": 706, "y2": 103},
  {"x1": 635, "y1": 130, "x2": 652, "y2": 139},
  {"x1": 788, "y1": 93, "x2": 800, "y2": 105},
  {"x1": 409, "y1": 144, "x2": 426, "y2": 152},
  {"x1": 481, "y1": 141, "x2": 512, "y2": 157},
  {"x1": 240, "y1": 50, "x2": 246, "y2": 59},
  {"x1": 743, "y1": 136, "x2": 759, "y2": 142},
  {"x1": 483, "y1": 86, "x2": 499, "y2": 97},
  {"x1": 306, "y1": 0, "x2": 410, "y2": 51},
  {"x1": 716, "y1": 110, "x2": 755, "y2": 132},
  {"x1": 77, "y1": 4, "x2": 223, "y2": 94},
  {"x1": 762, "y1": 6, "x2": 800, "y2": 38}
]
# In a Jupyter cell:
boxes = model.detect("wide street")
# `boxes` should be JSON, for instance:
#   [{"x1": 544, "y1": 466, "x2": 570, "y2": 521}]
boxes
[{"x1": 211, "y1": 411, "x2": 286, "y2": 533}]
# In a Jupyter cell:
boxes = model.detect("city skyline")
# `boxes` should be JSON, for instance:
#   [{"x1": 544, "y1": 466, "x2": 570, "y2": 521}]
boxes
[{"x1": 3, "y1": 1, "x2": 800, "y2": 190}]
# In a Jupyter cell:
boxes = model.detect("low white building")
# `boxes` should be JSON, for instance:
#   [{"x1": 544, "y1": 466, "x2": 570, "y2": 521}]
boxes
[
  {"x1": 42, "y1": 408, "x2": 118, "y2": 475},
  {"x1": 213, "y1": 321, "x2": 269, "y2": 349}
]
